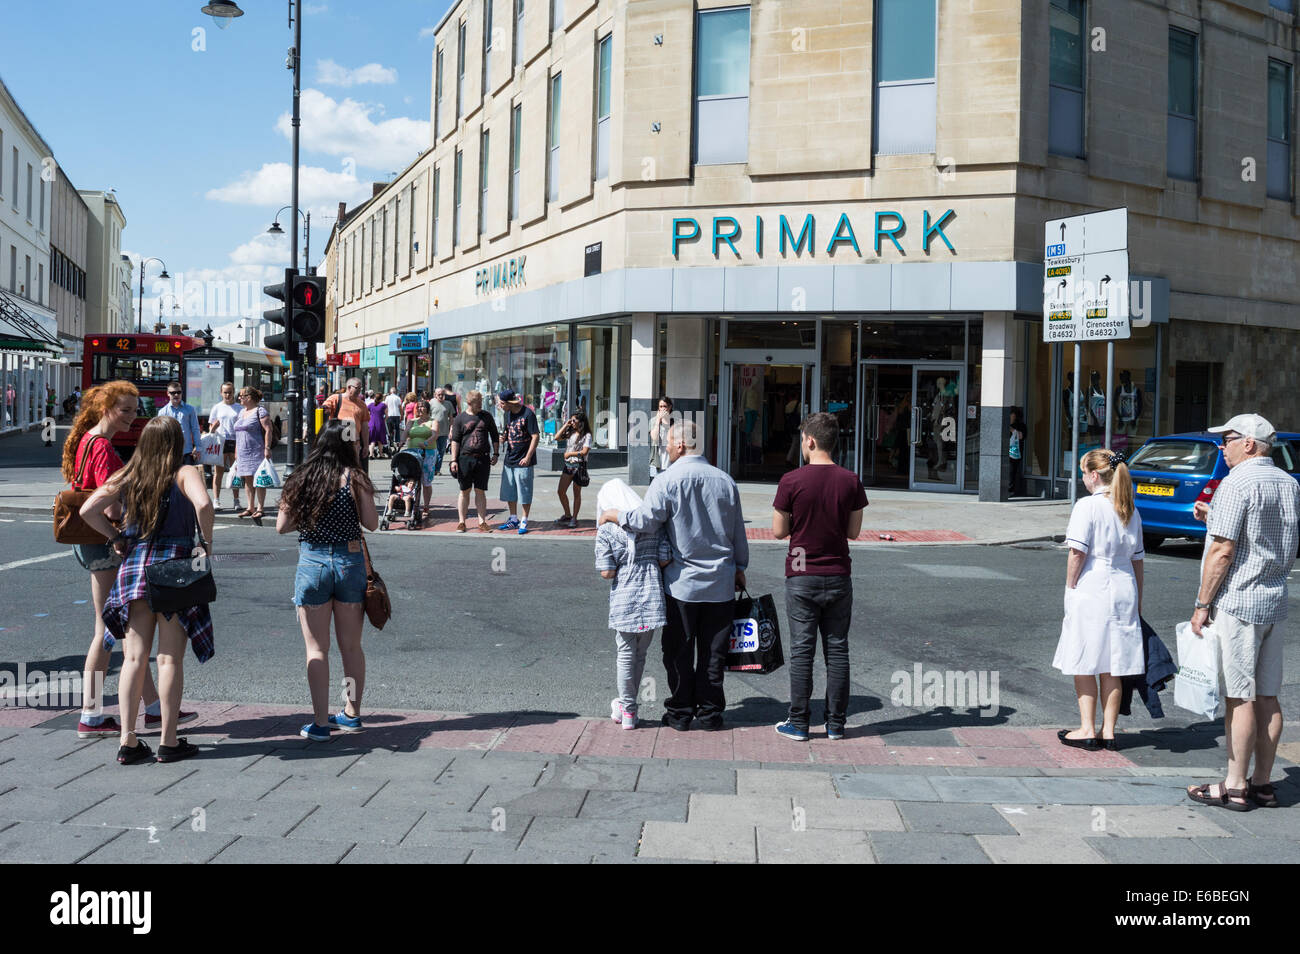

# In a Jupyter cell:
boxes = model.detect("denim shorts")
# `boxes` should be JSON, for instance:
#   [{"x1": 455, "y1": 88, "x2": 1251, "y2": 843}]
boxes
[
  {"x1": 73, "y1": 542, "x2": 123, "y2": 572},
  {"x1": 294, "y1": 541, "x2": 367, "y2": 607},
  {"x1": 500, "y1": 464, "x2": 534, "y2": 504}
]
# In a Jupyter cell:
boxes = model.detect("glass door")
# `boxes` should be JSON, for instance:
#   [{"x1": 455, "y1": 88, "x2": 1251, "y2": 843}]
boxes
[
  {"x1": 723, "y1": 361, "x2": 813, "y2": 482},
  {"x1": 911, "y1": 366, "x2": 963, "y2": 491},
  {"x1": 860, "y1": 363, "x2": 912, "y2": 487}
]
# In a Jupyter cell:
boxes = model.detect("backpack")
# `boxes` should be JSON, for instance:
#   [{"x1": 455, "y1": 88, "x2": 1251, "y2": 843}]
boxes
[{"x1": 461, "y1": 415, "x2": 491, "y2": 457}]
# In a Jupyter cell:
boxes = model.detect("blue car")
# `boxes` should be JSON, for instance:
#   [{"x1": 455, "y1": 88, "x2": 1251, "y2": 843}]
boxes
[{"x1": 1128, "y1": 431, "x2": 1300, "y2": 548}]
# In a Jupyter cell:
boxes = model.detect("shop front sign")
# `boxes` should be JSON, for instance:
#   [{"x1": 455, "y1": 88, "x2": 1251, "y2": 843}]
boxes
[
  {"x1": 475, "y1": 254, "x2": 527, "y2": 295},
  {"x1": 670, "y1": 209, "x2": 956, "y2": 258}
]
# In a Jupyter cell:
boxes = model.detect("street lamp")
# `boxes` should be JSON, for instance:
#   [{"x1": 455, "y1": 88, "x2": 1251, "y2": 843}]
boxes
[
  {"x1": 268, "y1": 206, "x2": 310, "y2": 272},
  {"x1": 137, "y1": 257, "x2": 169, "y2": 334},
  {"x1": 207, "y1": 0, "x2": 307, "y2": 468}
]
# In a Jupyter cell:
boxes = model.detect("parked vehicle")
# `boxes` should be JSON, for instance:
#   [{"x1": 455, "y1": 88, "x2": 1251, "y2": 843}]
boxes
[{"x1": 1129, "y1": 431, "x2": 1299, "y2": 551}]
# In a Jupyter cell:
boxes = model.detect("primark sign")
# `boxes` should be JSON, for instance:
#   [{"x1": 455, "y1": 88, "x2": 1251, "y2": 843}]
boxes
[
  {"x1": 670, "y1": 209, "x2": 957, "y2": 258},
  {"x1": 475, "y1": 254, "x2": 527, "y2": 295}
]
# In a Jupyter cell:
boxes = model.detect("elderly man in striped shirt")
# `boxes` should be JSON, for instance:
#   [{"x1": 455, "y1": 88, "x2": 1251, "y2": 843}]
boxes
[{"x1": 1187, "y1": 414, "x2": 1300, "y2": 813}]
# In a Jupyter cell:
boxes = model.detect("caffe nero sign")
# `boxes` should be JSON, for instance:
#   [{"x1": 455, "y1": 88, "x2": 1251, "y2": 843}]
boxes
[{"x1": 670, "y1": 209, "x2": 956, "y2": 258}]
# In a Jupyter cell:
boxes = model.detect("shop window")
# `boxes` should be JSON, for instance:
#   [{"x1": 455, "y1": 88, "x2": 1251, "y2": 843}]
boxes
[
  {"x1": 693, "y1": 7, "x2": 750, "y2": 165},
  {"x1": 820, "y1": 321, "x2": 858, "y2": 472},
  {"x1": 1049, "y1": 0, "x2": 1085, "y2": 158},
  {"x1": 1167, "y1": 29, "x2": 1198, "y2": 181},
  {"x1": 860, "y1": 318, "x2": 966, "y2": 361},
  {"x1": 1268, "y1": 59, "x2": 1292, "y2": 200},
  {"x1": 873, "y1": 0, "x2": 936, "y2": 155},
  {"x1": 726, "y1": 320, "x2": 815, "y2": 350}
]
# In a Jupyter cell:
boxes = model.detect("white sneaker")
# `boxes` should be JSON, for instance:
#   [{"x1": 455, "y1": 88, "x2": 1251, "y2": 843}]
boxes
[
  {"x1": 621, "y1": 709, "x2": 637, "y2": 730},
  {"x1": 610, "y1": 699, "x2": 623, "y2": 723}
]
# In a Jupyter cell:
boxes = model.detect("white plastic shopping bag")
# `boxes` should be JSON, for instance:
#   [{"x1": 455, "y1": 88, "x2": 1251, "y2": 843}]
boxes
[
  {"x1": 223, "y1": 471, "x2": 244, "y2": 489},
  {"x1": 253, "y1": 458, "x2": 282, "y2": 489},
  {"x1": 1174, "y1": 620, "x2": 1222, "y2": 719},
  {"x1": 197, "y1": 433, "x2": 223, "y2": 467}
]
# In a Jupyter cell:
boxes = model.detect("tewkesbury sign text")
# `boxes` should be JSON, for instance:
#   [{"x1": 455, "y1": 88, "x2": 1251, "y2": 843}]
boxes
[{"x1": 671, "y1": 210, "x2": 956, "y2": 258}]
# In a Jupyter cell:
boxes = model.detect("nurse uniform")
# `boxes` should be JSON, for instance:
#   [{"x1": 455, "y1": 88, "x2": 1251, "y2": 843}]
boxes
[{"x1": 1052, "y1": 487, "x2": 1145, "y2": 677}]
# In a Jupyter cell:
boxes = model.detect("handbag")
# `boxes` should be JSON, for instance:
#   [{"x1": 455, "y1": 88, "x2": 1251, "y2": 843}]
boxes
[
  {"x1": 360, "y1": 536, "x2": 391, "y2": 630},
  {"x1": 566, "y1": 458, "x2": 591, "y2": 487},
  {"x1": 726, "y1": 589, "x2": 785, "y2": 674},
  {"x1": 53, "y1": 435, "x2": 109, "y2": 545},
  {"x1": 144, "y1": 485, "x2": 217, "y2": 614}
]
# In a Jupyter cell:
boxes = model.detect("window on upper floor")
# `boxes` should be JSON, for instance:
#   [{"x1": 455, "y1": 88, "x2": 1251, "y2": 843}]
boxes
[
  {"x1": 435, "y1": 49, "x2": 444, "y2": 138},
  {"x1": 7, "y1": 246, "x2": 14, "y2": 293},
  {"x1": 1268, "y1": 59, "x2": 1293, "y2": 200},
  {"x1": 551, "y1": 0, "x2": 563, "y2": 34},
  {"x1": 595, "y1": 33, "x2": 612, "y2": 180},
  {"x1": 511, "y1": 104, "x2": 522, "y2": 220},
  {"x1": 38, "y1": 263, "x2": 43, "y2": 305},
  {"x1": 454, "y1": 150, "x2": 463, "y2": 246},
  {"x1": 457, "y1": 21, "x2": 466, "y2": 120},
  {"x1": 479, "y1": 128, "x2": 490, "y2": 236},
  {"x1": 483, "y1": 0, "x2": 493, "y2": 93},
  {"x1": 1049, "y1": 0, "x2": 1086, "y2": 158},
  {"x1": 514, "y1": 0, "x2": 524, "y2": 69},
  {"x1": 0, "y1": 130, "x2": 4, "y2": 199},
  {"x1": 433, "y1": 165, "x2": 441, "y2": 255},
  {"x1": 26, "y1": 163, "x2": 33, "y2": 219},
  {"x1": 874, "y1": 0, "x2": 936, "y2": 155},
  {"x1": 39, "y1": 179, "x2": 45, "y2": 231},
  {"x1": 548, "y1": 73, "x2": 562, "y2": 202},
  {"x1": 10, "y1": 148, "x2": 16, "y2": 208},
  {"x1": 1167, "y1": 29, "x2": 1198, "y2": 181},
  {"x1": 693, "y1": 7, "x2": 749, "y2": 165}
]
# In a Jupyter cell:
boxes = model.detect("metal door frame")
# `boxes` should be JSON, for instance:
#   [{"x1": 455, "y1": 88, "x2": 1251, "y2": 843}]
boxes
[
  {"x1": 859, "y1": 359, "x2": 966, "y2": 492},
  {"x1": 719, "y1": 353, "x2": 820, "y2": 478}
]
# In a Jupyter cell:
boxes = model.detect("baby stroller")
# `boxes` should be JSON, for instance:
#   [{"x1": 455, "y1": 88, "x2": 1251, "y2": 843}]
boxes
[{"x1": 380, "y1": 449, "x2": 425, "y2": 531}]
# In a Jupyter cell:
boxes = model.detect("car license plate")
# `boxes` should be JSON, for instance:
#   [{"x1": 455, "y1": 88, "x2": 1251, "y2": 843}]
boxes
[{"x1": 1137, "y1": 483, "x2": 1174, "y2": 497}]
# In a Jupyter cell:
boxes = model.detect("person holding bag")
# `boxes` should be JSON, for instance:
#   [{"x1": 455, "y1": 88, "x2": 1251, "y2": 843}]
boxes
[
  {"x1": 80, "y1": 416, "x2": 215, "y2": 765},
  {"x1": 554, "y1": 411, "x2": 592, "y2": 529},
  {"x1": 232, "y1": 386, "x2": 273, "y2": 520},
  {"x1": 60, "y1": 382, "x2": 182, "y2": 739},
  {"x1": 276, "y1": 419, "x2": 380, "y2": 742}
]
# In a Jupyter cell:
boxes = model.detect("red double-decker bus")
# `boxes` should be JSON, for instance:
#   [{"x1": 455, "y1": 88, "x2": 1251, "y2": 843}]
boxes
[{"x1": 82, "y1": 333, "x2": 287, "y2": 455}]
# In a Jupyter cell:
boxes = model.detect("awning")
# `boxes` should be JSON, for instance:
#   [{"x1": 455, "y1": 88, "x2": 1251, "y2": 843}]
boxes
[{"x1": 0, "y1": 290, "x2": 62, "y2": 355}]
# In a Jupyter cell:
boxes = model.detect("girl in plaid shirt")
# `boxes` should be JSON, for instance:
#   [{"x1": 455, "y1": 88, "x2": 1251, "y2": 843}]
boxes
[{"x1": 595, "y1": 480, "x2": 672, "y2": 729}]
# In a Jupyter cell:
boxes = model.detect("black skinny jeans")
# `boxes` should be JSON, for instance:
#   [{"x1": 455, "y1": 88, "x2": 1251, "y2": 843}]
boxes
[{"x1": 784, "y1": 574, "x2": 853, "y2": 732}]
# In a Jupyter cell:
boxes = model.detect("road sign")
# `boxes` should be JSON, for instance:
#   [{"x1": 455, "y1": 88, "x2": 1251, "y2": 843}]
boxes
[{"x1": 1043, "y1": 208, "x2": 1130, "y2": 342}]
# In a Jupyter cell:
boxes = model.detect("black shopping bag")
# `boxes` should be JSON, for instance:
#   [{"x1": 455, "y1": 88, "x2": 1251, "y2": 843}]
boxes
[{"x1": 726, "y1": 590, "x2": 785, "y2": 674}]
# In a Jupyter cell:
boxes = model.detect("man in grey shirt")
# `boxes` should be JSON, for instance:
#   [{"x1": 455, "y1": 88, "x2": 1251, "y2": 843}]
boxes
[
  {"x1": 600, "y1": 420, "x2": 749, "y2": 731},
  {"x1": 1188, "y1": 413, "x2": 1300, "y2": 812}
]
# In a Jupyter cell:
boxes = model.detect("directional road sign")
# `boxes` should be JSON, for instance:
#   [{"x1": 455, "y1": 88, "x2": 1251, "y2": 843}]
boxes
[{"x1": 1043, "y1": 208, "x2": 1130, "y2": 342}]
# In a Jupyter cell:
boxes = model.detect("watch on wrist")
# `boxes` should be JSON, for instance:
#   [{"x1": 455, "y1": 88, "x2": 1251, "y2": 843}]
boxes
[{"x1": 1194, "y1": 600, "x2": 1211, "y2": 611}]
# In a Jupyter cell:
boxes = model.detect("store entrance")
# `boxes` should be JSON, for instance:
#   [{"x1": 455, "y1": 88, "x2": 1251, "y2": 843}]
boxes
[
  {"x1": 721, "y1": 361, "x2": 813, "y2": 482},
  {"x1": 860, "y1": 362, "x2": 964, "y2": 491}
]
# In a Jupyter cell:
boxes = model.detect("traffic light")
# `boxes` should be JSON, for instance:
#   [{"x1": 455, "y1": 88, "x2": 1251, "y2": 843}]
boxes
[
  {"x1": 290, "y1": 274, "x2": 326, "y2": 343},
  {"x1": 263, "y1": 267, "x2": 297, "y2": 354}
]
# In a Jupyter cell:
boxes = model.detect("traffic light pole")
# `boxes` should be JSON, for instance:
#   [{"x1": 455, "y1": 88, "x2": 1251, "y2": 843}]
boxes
[{"x1": 286, "y1": 0, "x2": 304, "y2": 472}]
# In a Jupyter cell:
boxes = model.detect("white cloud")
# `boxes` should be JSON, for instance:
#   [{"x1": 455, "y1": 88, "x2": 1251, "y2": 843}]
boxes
[
  {"x1": 205, "y1": 162, "x2": 370, "y2": 208},
  {"x1": 277, "y1": 89, "x2": 429, "y2": 172},
  {"x1": 315, "y1": 59, "x2": 397, "y2": 87},
  {"x1": 305, "y1": 3, "x2": 328, "y2": 13}
]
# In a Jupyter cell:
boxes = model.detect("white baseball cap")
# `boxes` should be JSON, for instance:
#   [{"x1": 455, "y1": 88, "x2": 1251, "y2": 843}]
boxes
[{"x1": 1208, "y1": 413, "x2": 1276, "y2": 443}]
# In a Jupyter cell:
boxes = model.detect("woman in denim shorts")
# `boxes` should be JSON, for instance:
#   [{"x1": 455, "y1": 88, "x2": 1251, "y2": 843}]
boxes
[{"x1": 276, "y1": 420, "x2": 379, "y2": 742}]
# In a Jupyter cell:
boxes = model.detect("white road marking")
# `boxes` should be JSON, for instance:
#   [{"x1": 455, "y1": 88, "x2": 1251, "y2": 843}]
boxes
[
  {"x1": 23, "y1": 519, "x2": 51, "y2": 524},
  {"x1": 0, "y1": 551, "x2": 73, "y2": 572}
]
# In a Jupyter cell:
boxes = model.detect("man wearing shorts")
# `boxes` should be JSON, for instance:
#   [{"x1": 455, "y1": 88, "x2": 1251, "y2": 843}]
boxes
[
  {"x1": 497, "y1": 390, "x2": 539, "y2": 535},
  {"x1": 207, "y1": 382, "x2": 242, "y2": 513},
  {"x1": 448, "y1": 390, "x2": 500, "y2": 533},
  {"x1": 1188, "y1": 413, "x2": 1300, "y2": 811}
]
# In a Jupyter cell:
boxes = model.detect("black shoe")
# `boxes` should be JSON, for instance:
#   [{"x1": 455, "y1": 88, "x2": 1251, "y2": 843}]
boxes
[
  {"x1": 662, "y1": 716, "x2": 692, "y2": 732},
  {"x1": 117, "y1": 740, "x2": 153, "y2": 765},
  {"x1": 695, "y1": 718, "x2": 726, "y2": 732},
  {"x1": 1056, "y1": 728, "x2": 1100, "y2": 751},
  {"x1": 156, "y1": 738, "x2": 200, "y2": 763},
  {"x1": 1099, "y1": 737, "x2": 1119, "y2": 751}
]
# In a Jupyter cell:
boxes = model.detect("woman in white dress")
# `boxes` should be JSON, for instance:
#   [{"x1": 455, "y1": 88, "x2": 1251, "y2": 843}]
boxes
[{"x1": 1053, "y1": 448, "x2": 1144, "y2": 751}]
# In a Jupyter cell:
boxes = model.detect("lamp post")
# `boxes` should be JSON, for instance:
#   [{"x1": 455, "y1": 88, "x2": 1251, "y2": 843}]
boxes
[
  {"x1": 206, "y1": 0, "x2": 306, "y2": 468},
  {"x1": 267, "y1": 207, "x2": 310, "y2": 272},
  {"x1": 137, "y1": 257, "x2": 169, "y2": 334}
]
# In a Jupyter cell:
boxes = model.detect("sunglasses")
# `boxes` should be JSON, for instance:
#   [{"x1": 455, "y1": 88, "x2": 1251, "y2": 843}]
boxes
[{"x1": 168, "y1": 391, "x2": 181, "y2": 396}]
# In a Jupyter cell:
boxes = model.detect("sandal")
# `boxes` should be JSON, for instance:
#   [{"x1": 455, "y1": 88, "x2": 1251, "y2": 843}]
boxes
[
  {"x1": 1248, "y1": 781, "x2": 1280, "y2": 808},
  {"x1": 1186, "y1": 782, "x2": 1252, "y2": 812},
  {"x1": 250, "y1": 510, "x2": 264, "y2": 521},
  {"x1": 237, "y1": 509, "x2": 254, "y2": 518}
]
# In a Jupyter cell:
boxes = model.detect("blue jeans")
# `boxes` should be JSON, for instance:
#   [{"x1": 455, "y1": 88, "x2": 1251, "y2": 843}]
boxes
[
  {"x1": 433, "y1": 435, "x2": 448, "y2": 473},
  {"x1": 294, "y1": 541, "x2": 366, "y2": 607},
  {"x1": 785, "y1": 574, "x2": 853, "y2": 733}
]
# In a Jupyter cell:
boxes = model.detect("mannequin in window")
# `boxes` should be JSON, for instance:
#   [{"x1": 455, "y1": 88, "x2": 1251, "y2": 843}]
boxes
[
  {"x1": 1086, "y1": 370, "x2": 1106, "y2": 436},
  {"x1": 1114, "y1": 369, "x2": 1142, "y2": 439},
  {"x1": 1061, "y1": 372, "x2": 1087, "y2": 436}
]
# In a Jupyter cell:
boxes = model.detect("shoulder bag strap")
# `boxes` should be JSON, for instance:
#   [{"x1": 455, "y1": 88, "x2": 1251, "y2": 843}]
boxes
[
  {"x1": 359, "y1": 534, "x2": 375, "y2": 582},
  {"x1": 73, "y1": 434, "x2": 104, "y2": 492}
]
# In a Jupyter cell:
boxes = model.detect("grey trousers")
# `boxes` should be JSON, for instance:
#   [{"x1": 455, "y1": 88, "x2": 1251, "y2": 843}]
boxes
[{"x1": 616, "y1": 630, "x2": 654, "y2": 714}]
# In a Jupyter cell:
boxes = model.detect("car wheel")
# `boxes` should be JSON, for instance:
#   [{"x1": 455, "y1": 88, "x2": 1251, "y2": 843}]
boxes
[{"x1": 1143, "y1": 534, "x2": 1165, "y2": 551}]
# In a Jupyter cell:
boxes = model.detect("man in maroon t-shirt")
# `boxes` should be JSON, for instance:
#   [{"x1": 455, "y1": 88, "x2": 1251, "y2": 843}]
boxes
[{"x1": 771, "y1": 412, "x2": 868, "y2": 741}]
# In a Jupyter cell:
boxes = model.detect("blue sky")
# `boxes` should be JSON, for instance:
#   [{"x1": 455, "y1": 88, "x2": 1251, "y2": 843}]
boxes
[{"x1": 3, "y1": 0, "x2": 452, "y2": 325}]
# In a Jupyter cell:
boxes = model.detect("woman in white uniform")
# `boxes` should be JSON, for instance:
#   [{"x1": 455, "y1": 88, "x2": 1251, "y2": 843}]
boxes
[{"x1": 1053, "y1": 448, "x2": 1144, "y2": 751}]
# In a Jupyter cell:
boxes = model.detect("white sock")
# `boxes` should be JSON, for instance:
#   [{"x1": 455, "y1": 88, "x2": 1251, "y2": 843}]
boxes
[{"x1": 80, "y1": 712, "x2": 104, "y2": 726}]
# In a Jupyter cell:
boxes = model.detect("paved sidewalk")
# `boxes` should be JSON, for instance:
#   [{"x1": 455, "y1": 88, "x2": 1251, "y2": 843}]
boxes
[{"x1": 3, "y1": 704, "x2": 1296, "y2": 863}]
